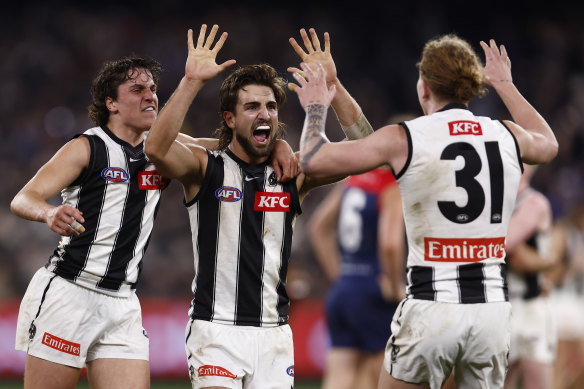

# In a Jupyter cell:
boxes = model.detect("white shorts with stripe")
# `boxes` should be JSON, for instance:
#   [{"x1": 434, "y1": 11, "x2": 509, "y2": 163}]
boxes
[
  {"x1": 15, "y1": 267, "x2": 149, "y2": 368},
  {"x1": 385, "y1": 298, "x2": 511, "y2": 389},
  {"x1": 509, "y1": 296, "x2": 556, "y2": 364},
  {"x1": 185, "y1": 319, "x2": 294, "y2": 389}
]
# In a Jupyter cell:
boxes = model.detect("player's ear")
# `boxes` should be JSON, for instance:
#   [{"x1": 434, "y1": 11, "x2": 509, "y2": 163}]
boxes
[
  {"x1": 223, "y1": 111, "x2": 235, "y2": 129},
  {"x1": 106, "y1": 97, "x2": 117, "y2": 112}
]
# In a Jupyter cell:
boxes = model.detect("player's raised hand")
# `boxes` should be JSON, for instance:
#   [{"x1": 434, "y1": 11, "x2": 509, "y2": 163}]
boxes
[
  {"x1": 480, "y1": 39, "x2": 512, "y2": 87},
  {"x1": 291, "y1": 62, "x2": 336, "y2": 110},
  {"x1": 288, "y1": 28, "x2": 337, "y2": 90},
  {"x1": 185, "y1": 24, "x2": 236, "y2": 83}
]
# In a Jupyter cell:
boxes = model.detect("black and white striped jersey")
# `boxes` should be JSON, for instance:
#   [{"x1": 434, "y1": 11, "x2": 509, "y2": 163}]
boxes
[
  {"x1": 186, "y1": 149, "x2": 301, "y2": 327},
  {"x1": 46, "y1": 126, "x2": 168, "y2": 297},
  {"x1": 507, "y1": 188, "x2": 551, "y2": 300},
  {"x1": 397, "y1": 104, "x2": 523, "y2": 303}
]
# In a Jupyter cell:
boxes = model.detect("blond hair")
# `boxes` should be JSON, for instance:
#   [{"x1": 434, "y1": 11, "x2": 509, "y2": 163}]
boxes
[{"x1": 417, "y1": 34, "x2": 486, "y2": 104}]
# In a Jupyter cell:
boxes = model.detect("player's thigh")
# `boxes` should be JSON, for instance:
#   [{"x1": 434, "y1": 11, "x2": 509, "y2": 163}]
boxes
[
  {"x1": 86, "y1": 358, "x2": 149, "y2": 389},
  {"x1": 323, "y1": 348, "x2": 362, "y2": 389},
  {"x1": 24, "y1": 354, "x2": 81, "y2": 389},
  {"x1": 378, "y1": 367, "x2": 430, "y2": 389}
]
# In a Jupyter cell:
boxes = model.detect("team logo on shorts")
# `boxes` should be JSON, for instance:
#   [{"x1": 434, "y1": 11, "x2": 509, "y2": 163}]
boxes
[
  {"x1": 391, "y1": 345, "x2": 400, "y2": 363},
  {"x1": 28, "y1": 323, "x2": 36, "y2": 341},
  {"x1": 101, "y1": 167, "x2": 130, "y2": 182},
  {"x1": 215, "y1": 186, "x2": 243, "y2": 202},
  {"x1": 286, "y1": 365, "x2": 295, "y2": 377}
]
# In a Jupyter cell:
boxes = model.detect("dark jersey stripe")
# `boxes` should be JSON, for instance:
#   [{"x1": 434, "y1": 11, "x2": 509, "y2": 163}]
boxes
[
  {"x1": 54, "y1": 135, "x2": 108, "y2": 281},
  {"x1": 97, "y1": 149, "x2": 148, "y2": 290},
  {"x1": 458, "y1": 263, "x2": 487, "y2": 303},
  {"x1": 236, "y1": 165, "x2": 268, "y2": 325},
  {"x1": 191, "y1": 153, "x2": 223, "y2": 321},
  {"x1": 409, "y1": 266, "x2": 436, "y2": 301}
]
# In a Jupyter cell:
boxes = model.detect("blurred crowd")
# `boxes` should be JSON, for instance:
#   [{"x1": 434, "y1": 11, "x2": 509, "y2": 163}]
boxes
[{"x1": 2, "y1": 1, "x2": 584, "y2": 300}]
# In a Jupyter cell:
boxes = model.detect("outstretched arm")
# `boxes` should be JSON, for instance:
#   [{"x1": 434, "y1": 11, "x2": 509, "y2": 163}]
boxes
[
  {"x1": 145, "y1": 24, "x2": 235, "y2": 182},
  {"x1": 480, "y1": 39, "x2": 558, "y2": 164},
  {"x1": 292, "y1": 63, "x2": 403, "y2": 183},
  {"x1": 288, "y1": 28, "x2": 373, "y2": 140}
]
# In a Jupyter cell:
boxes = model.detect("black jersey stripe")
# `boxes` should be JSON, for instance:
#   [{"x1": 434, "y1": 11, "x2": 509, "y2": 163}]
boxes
[
  {"x1": 458, "y1": 263, "x2": 487, "y2": 303},
  {"x1": 191, "y1": 155, "x2": 223, "y2": 321},
  {"x1": 235, "y1": 166, "x2": 267, "y2": 326},
  {"x1": 409, "y1": 266, "x2": 436, "y2": 301},
  {"x1": 97, "y1": 148, "x2": 148, "y2": 291},
  {"x1": 54, "y1": 135, "x2": 108, "y2": 281}
]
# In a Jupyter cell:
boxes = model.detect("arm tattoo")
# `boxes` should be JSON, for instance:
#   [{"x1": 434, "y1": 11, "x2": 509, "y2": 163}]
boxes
[{"x1": 300, "y1": 104, "x2": 329, "y2": 172}]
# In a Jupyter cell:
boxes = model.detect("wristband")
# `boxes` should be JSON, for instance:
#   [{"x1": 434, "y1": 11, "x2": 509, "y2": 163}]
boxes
[{"x1": 341, "y1": 113, "x2": 374, "y2": 140}]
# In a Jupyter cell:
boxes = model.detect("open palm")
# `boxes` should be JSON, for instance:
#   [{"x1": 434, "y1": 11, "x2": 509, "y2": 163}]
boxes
[{"x1": 185, "y1": 24, "x2": 235, "y2": 83}]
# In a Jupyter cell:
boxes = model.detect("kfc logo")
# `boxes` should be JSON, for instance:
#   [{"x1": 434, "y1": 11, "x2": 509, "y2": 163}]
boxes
[
  {"x1": 254, "y1": 192, "x2": 290, "y2": 212},
  {"x1": 448, "y1": 120, "x2": 483, "y2": 136},
  {"x1": 138, "y1": 170, "x2": 168, "y2": 190}
]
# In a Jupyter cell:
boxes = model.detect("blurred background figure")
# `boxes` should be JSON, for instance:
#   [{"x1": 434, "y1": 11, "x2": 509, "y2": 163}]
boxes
[
  {"x1": 309, "y1": 167, "x2": 405, "y2": 389},
  {"x1": 504, "y1": 164, "x2": 559, "y2": 389},
  {"x1": 547, "y1": 200, "x2": 584, "y2": 389}
]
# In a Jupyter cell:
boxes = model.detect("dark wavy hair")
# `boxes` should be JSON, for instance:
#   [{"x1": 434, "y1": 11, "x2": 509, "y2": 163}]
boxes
[
  {"x1": 214, "y1": 64, "x2": 287, "y2": 150},
  {"x1": 88, "y1": 56, "x2": 163, "y2": 126}
]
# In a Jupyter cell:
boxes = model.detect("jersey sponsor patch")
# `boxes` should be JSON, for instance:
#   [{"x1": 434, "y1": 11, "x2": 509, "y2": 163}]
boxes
[
  {"x1": 286, "y1": 365, "x2": 295, "y2": 377},
  {"x1": 424, "y1": 237, "x2": 505, "y2": 262},
  {"x1": 138, "y1": 170, "x2": 168, "y2": 190},
  {"x1": 215, "y1": 186, "x2": 243, "y2": 202},
  {"x1": 254, "y1": 192, "x2": 290, "y2": 212},
  {"x1": 198, "y1": 365, "x2": 237, "y2": 378},
  {"x1": 448, "y1": 120, "x2": 483, "y2": 136},
  {"x1": 101, "y1": 167, "x2": 130, "y2": 182},
  {"x1": 42, "y1": 332, "x2": 80, "y2": 356}
]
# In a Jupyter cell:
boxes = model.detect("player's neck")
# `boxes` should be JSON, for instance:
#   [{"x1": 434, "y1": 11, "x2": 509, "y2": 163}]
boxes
[{"x1": 106, "y1": 121, "x2": 146, "y2": 147}]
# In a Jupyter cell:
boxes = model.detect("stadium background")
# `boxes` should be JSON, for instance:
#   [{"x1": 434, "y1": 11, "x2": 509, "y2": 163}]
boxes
[{"x1": 1, "y1": 0, "x2": 584, "y2": 386}]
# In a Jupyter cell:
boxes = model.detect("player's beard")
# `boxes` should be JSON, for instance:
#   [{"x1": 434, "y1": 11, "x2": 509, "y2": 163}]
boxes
[{"x1": 235, "y1": 130, "x2": 277, "y2": 160}]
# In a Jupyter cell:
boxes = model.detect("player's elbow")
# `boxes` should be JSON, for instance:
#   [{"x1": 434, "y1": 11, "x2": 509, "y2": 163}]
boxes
[{"x1": 144, "y1": 139, "x2": 165, "y2": 165}]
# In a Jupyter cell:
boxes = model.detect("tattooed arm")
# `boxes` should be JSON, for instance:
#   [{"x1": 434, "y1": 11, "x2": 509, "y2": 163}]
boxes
[
  {"x1": 299, "y1": 103, "x2": 329, "y2": 172},
  {"x1": 292, "y1": 63, "x2": 409, "y2": 197}
]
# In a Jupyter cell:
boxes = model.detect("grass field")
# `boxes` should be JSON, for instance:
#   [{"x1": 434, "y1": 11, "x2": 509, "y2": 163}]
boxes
[{"x1": 0, "y1": 379, "x2": 322, "y2": 388}]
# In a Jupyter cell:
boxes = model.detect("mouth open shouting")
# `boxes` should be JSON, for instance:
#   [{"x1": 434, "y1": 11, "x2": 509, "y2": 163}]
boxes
[{"x1": 253, "y1": 124, "x2": 271, "y2": 146}]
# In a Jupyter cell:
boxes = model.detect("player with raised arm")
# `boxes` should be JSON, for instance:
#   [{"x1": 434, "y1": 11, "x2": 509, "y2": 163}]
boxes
[
  {"x1": 291, "y1": 35, "x2": 558, "y2": 388},
  {"x1": 144, "y1": 25, "x2": 372, "y2": 388}
]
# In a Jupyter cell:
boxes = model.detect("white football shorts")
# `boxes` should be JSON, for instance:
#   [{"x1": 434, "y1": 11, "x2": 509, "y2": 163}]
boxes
[
  {"x1": 15, "y1": 267, "x2": 149, "y2": 368},
  {"x1": 384, "y1": 298, "x2": 511, "y2": 389},
  {"x1": 185, "y1": 319, "x2": 294, "y2": 389}
]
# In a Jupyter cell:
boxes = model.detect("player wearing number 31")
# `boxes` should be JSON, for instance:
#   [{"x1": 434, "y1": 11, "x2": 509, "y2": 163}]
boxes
[{"x1": 291, "y1": 36, "x2": 558, "y2": 388}]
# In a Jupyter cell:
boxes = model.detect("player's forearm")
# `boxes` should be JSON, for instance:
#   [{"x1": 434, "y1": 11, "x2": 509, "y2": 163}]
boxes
[
  {"x1": 10, "y1": 190, "x2": 53, "y2": 224},
  {"x1": 145, "y1": 77, "x2": 205, "y2": 160},
  {"x1": 299, "y1": 104, "x2": 330, "y2": 174},
  {"x1": 329, "y1": 79, "x2": 373, "y2": 140}
]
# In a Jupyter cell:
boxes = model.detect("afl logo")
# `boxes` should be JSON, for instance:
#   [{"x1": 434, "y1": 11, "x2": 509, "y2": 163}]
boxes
[
  {"x1": 215, "y1": 186, "x2": 242, "y2": 202},
  {"x1": 102, "y1": 167, "x2": 129, "y2": 182},
  {"x1": 286, "y1": 365, "x2": 294, "y2": 377}
]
